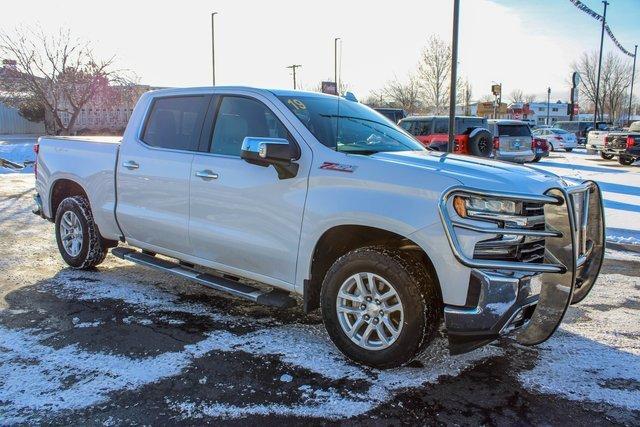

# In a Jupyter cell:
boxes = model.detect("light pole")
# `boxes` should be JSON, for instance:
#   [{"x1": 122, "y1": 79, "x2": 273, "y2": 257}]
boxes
[
  {"x1": 447, "y1": 0, "x2": 460, "y2": 153},
  {"x1": 286, "y1": 64, "x2": 302, "y2": 89},
  {"x1": 547, "y1": 87, "x2": 551, "y2": 125},
  {"x1": 594, "y1": 1, "x2": 608, "y2": 127},
  {"x1": 211, "y1": 12, "x2": 218, "y2": 86},
  {"x1": 627, "y1": 45, "x2": 637, "y2": 125},
  {"x1": 334, "y1": 38, "x2": 341, "y2": 95}
]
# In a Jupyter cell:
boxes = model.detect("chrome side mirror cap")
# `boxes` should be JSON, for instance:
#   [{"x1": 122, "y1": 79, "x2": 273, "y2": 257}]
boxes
[{"x1": 240, "y1": 137, "x2": 299, "y2": 179}]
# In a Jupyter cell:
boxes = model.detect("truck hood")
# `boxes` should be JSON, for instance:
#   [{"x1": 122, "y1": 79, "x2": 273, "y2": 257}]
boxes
[{"x1": 371, "y1": 150, "x2": 565, "y2": 194}]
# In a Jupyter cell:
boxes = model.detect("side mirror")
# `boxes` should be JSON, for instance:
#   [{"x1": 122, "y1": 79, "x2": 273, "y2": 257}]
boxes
[{"x1": 240, "y1": 137, "x2": 299, "y2": 179}]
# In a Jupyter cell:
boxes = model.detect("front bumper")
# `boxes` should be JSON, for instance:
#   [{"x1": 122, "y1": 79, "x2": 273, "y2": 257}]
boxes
[{"x1": 440, "y1": 181, "x2": 605, "y2": 354}]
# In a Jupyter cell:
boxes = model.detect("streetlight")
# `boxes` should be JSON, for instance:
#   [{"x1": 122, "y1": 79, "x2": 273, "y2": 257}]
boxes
[
  {"x1": 594, "y1": 1, "x2": 608, "y2": 128},
  {"x1": 547, "y1": 87, "x2": 551, "y2": 125},
  {"x1": 447, "y1": 0, "x2": 460, "y2": 153},
  {"x1": 627, "y1": 45, "x2": 637, "y2": 125},
  {"x1": 211, "y1": 12, "x2": 218, "y2": 86},
  {"x1": 334, "y1": 38, "x2": 341, "y2": 94}
]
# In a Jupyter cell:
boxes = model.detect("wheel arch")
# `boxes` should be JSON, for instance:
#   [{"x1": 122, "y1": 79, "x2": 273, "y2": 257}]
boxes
[
  {"x1": 49, "y1": 178, "x2": 90, "y2": 219},
  {"x1": 303, "y1": 224, "x2": 442, "y2": 313}
]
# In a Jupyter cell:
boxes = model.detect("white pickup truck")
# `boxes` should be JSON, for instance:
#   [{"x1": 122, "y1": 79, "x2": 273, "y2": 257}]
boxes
[{"x1": 33, "y1": 87, "x2": 605, "y2": 368}]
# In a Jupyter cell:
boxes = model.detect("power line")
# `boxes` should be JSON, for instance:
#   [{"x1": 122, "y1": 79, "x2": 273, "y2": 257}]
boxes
[{"x1": 286, "y1": 64, "x2": 302, "y2": 90}]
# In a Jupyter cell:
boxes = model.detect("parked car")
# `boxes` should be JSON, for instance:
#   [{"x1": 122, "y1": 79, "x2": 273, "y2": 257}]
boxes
[
  {"x1": 586, "y1": 127, "x2": 612, "y2": 157},
  {"x1": 398, "y1": 115, "x2": 493, "y2": 157},
  {"x1": 602, "y1": 121, "x2": 640, "y2": 165},
  {"x1": 374, "y1": 108, "x2": 407, "y2": 124},
  {"x1": 487, "y1": 119, "x2": 535, "y2": 163},
  {"x1": 32, "y1": 87, "x2": 605, "y2": 369},
  {"x1": 556, "y1": 121, "x2": 609, "y2": 144},
  {"x1": 531, "y1": 137, "x2": 550, "y2": 162},
  {"x1": 532, "y1": 128, "x2": 578, "y2": 152}
]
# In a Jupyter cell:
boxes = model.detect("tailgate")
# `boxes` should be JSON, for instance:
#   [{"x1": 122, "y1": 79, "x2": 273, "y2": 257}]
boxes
[{"x1": 497, "y1": 124, "x2": 533, "y2": 152}]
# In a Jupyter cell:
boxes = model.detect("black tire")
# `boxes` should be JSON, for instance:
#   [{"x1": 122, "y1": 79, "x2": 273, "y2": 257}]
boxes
[
  {"x1": 468, "y1": 130, "x2": 493, "y2": 158},
  {"x1": 531, "y1": 156, "x2": 541, "y2": 163},
  {"x1": 565, "y1": 148, "x2": 573, "y2": 152},
  {"x1": 55, "y1": 196, "x2": 109, "y2": 269},
  {"x1": 320, "y1": 247, "x2": 441, "y2": 369},
  {"x1": 549, "y1": 142, "x2": 555, "y2": 152},
  {"x1": 600, "y1": 152, "x2": 614, "y2": 160},
  {"x1": 619, "y1": 155, "x2": 635, "y2": 166}
]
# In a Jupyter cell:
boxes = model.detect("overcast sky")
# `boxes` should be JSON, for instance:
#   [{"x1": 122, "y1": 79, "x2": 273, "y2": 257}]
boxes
[{"x1": 3, "y1": 0, "x2": 639, "y2": 102}]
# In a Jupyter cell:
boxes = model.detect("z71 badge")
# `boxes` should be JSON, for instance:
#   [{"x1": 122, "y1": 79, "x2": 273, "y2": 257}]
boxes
[{"x1": 319, "y1": 162, "x2": 357, "y2": 173}]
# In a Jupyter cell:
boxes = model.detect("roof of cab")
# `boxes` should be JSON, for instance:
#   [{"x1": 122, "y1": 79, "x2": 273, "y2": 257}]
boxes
[{"x1": 145, "y1": 86, "x2": 340, "y2": 100}]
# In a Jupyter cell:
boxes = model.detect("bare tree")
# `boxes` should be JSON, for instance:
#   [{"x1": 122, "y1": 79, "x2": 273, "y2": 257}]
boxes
[
  {"x1": 461, "y1": 80, "x2": 473, "y2": 115},
  {"x1": 508, "y1": 89, "x2": 524, "y2": 104},
  {"x1": 478, "y1": 94, "x2": 494, "y2": 103},
  {"x1": 524, "y1": 93, "x2": 537, "y2": 104},
  {"x1": 417, "y1": 35, "x2": 452, "y2": 114},
  {"x1": 380, "y1": 74, "x2": 422, "y2": 115},
  {"x1": 572, "y1": 50, "x2": 633, "y2": 122},
  {"x1": 0, "y1": 26, "x2": 131, "y2": 135}
]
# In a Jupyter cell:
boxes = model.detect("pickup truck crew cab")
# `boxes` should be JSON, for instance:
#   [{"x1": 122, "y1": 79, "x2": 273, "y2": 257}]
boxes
[
  {"x1": 33, "y1": 87, "x2": 605, "y2": 368},
  {"x1": 602, "y1": 121, "x2": 640, "y2": 165}
]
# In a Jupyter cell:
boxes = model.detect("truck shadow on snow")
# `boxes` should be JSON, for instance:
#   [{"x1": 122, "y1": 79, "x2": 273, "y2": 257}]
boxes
[{"x1": 0, "y1": 265, "x2": 639, "y2": 424}]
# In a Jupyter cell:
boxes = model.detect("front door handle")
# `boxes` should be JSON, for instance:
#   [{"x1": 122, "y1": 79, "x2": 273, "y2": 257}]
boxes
[
  {"x1": 122, "y1": 160, "x2": 139, "y2": 170},
  {"x1": 195, "y1": 169, "x2": 219, "y2": 180}
]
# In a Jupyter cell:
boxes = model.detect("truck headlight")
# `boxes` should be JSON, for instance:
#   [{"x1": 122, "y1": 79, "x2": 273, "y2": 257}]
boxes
[{"x1": 453, "y1": 195, "x2": 518, "y2": 219}]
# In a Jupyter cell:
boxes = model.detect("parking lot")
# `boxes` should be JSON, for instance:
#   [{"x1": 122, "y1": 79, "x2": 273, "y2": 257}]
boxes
[{"x1": 1, "y1": 141, "x2": 639, "y2": 424}]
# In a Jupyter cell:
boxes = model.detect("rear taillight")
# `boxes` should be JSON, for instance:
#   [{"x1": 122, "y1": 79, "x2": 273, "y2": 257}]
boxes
[
  {"x1": 33, "y1": 143, "x2": 39, "y2": 177},
  {"x1": 493, "y1": 136, "x2": 500, "y2": 149},
  {"x1": 628, "y1": 135, "x2": 635, "y2": 149}
]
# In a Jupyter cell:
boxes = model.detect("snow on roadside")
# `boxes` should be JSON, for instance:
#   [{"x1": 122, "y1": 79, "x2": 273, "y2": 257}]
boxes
[{"x1": 519, "y1": 272, "x2": 640, "y2": 410}]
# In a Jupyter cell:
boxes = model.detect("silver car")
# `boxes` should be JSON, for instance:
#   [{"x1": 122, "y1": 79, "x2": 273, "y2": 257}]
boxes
[{"x1": 487, "y1": 120, "x2": 535, "y2": 163}]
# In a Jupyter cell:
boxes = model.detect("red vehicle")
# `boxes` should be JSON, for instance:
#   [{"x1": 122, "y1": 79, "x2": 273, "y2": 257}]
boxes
[
  {"x1": 531, "y1": 137, "x2": 550, "y2": 162},
  {"x1": 398, "y1": 116, "x2": 493, "y2": 157}
]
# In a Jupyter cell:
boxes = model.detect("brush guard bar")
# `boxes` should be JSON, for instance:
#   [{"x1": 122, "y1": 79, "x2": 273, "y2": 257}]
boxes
[{"x1": 439, "y1": 181, "x2": 605, "y2": 353}]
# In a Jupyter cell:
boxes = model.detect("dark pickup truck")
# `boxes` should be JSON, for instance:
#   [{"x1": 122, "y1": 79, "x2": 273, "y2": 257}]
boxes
[{"x1": 603, "y1": 121, "x2": 640, "y2": 165}]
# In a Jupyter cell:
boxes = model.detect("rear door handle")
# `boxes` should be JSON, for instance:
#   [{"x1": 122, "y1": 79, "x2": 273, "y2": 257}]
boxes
[
  {"x1": 122, "y1": 160, "x2": 139, "y2": 170},
  {"x1": 195, "y1": 170, "x2": 219, "y2": 180}
]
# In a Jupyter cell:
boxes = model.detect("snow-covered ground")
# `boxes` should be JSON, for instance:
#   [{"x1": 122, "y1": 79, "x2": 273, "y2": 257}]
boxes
[
  {"x1": 1, "y1": 138, "x2": 639, "y2": 423},
  {"x1": 532, "y1": 149, "x2": 640, "y2": 248}
]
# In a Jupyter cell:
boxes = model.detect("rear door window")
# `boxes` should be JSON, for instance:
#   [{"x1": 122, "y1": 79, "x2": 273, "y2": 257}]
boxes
[
  {"x1": 415, "y1": 119, "x2": 433, "y2": 135},
  {"x1": 433, "y1": 118, "x2": 448, "y2": 134},
  {"x1": 497, "y1": 124, "x2": 531, "y2": 137},
  {"x1": 456, "y1": 118, "x2": 486, "y2": 134},
  {"x1": 142, "y1": 96, "x2": 210, "y2": 151}
]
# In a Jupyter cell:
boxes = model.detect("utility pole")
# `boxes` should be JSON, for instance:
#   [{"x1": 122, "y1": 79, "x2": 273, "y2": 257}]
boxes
[
  {"x1": 447, "y1": 0, "x2": 460, "y2": 154},
  {"x1": 334, "y1": 38, "x2": 341, "y2": 95},
  {"x1": 594, "y1": 1, "x2": 608, "y2": 128},
  {"x1": 211, "y1": 12, "x2": 218, "y2": 86},
  {"x1": 286, "y1": 64, "x2": 302, "y2": 90},
  {"x1": 627, "y1": 45, "x2": 637, "y2": 125},
  {"x1": 547, "y1": 87, "x2": 551, "y2": 125}
]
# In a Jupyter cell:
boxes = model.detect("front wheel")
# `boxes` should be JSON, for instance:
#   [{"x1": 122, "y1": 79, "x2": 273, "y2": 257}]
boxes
[
  {"x1": 619, "y1": 155, "x2": 635, "y2": 166},
  {"x1": 601, "y1": 152, "x2": 615, "y2": 160},
  {"x1": 55, "y1": 196, "x2": 109, "y2": 269},
  {"x1": 320, "y1": 247, "x2": 441, "y2": 369}
]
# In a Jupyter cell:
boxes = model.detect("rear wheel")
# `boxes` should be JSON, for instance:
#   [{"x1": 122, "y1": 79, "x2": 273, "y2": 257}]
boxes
[
  {"x1": 565, "y1": 148, "x2": 573, "y2": 152},
  {"x1": 320, "y1": 247, "x2": 441, "y2": 369},
  {"x1": 55, "y1": 196, "x2": 109, "y2": 269},
  {"x1": 468, "y1": 130, "x2": 493, "y2": 158},
  {"x1": 619, "y1": 155, "x2": 635, "y2": 166},
  {"x1": 531, "y1": 156, "x2": 541, "y2": 163},
  {"x1": 600, "y1": 152, "x2": 615, "y2": 160}
]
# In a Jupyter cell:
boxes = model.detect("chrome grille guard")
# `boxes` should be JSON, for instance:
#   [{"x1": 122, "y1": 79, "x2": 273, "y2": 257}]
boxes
[{"x1": 439, "y1": 180, "x2": 605, "y2": 346}]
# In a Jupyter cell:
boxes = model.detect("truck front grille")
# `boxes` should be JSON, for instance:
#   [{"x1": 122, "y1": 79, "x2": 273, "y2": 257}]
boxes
[{"x1": 473, "y1": 202, "x2": 546, "y2": 264}]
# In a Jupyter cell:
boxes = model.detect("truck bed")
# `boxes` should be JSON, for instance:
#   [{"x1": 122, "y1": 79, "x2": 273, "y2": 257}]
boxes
[{"x1": 36, "y1": 135, "x2": 122, "y2": 241}]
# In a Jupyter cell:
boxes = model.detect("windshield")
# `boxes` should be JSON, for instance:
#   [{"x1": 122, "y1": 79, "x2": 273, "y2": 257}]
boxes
[
  {"x1": 277, "y1": 95, "x2": 425, "y2": 154},
  {"x1": 550, "y1": 128, "x2": 568, "y2": 134}
]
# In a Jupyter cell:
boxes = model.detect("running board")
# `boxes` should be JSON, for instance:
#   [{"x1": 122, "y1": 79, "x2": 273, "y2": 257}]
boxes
[{"x1": 111, "y1": 247, "x2": 296, "y2": 309}]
